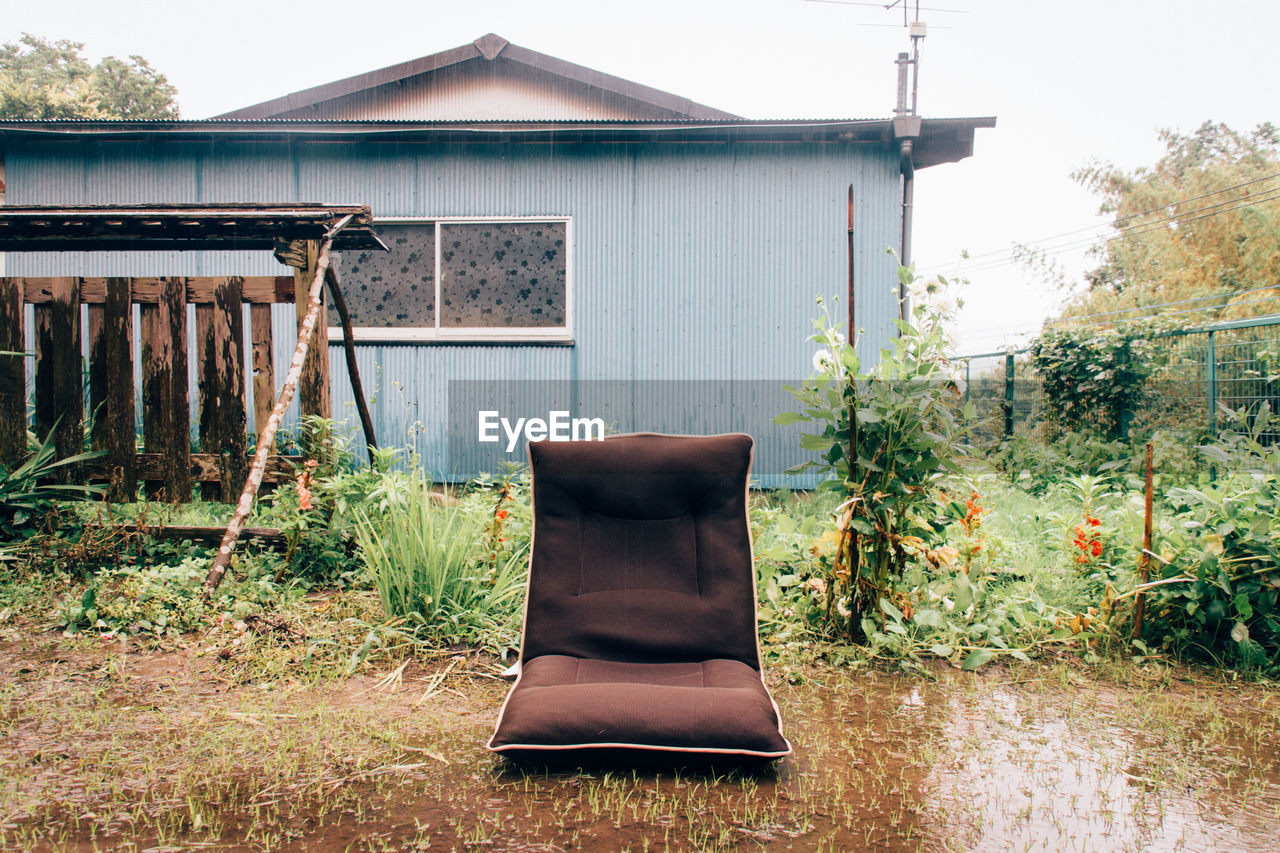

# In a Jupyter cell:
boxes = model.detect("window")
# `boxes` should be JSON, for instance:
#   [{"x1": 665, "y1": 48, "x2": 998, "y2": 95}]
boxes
[{"x1": 332, "y1": 217, "x2": 571, "y2": 341}]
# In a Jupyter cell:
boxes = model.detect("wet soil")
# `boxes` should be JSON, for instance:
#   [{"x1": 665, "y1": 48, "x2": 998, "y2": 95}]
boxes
[{"x1": 1, "y1": 632, "x2": 1278, "y2": 851}]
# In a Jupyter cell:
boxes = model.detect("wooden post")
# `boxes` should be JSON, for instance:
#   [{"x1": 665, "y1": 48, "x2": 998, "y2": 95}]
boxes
[
  {"x1": 32, "y1": 277, "x2": 82, "y2": 483},
  {"x1": 197, "y1": 277, "x2": 247, "y2": 502},
  {"x1": 250, "y1": 304, "x2": 275, "y2": 453},
  {"x1": 0, "y1": 279, "x2": 25, "y2": 469},
  {"x1": 295, "y1": 240, "x2": 331, "y2": 422},
  {"x1": 88, "y1": 277, "x2": 136, "y2": 501},
  {"x1": 1003, "y1": 352, "x2": 1016, "y2": 438},
  {"x1": 140, "y1": 277, "x2": 191, "y2": 503},
  {"x1": 846, "y1": 184, "x2": 861, "y2": 642},
  {"x1": 204, "y1": 230, "x2": 344, "y2": 600},
  {"x1": 1133, "y1": 442, "x2": 1154, "y2": 640},
  {"x1": 325, "y1": 266, "x2": 378, "y2": 459}
]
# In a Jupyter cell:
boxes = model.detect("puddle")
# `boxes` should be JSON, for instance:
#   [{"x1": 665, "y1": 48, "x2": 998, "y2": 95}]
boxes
[{"x1": 2, "y1": 634, "x2": 1280, "y2": 850}]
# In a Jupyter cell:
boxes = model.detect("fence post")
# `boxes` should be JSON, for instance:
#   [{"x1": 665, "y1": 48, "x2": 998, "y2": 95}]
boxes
[
  {"x1": 1207, "y1": 329, "x2": 1218, "y2": 434},
  {"x1": 1003, "y1": 352, "x2": 1015, "y2": 438}
]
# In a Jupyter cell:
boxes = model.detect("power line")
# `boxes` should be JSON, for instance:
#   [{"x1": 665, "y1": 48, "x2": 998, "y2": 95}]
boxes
[
  {"x1": 959, "y1": 283, "x2": 1280, "y2": 336},
  {"x1": 954, "y1": 187, "x2": 1280, "y2": 277},
  {"x1": 950, "y1": 190, "x2": 1280, "y2": 278},
  {"x1": 934, "y1": 171, "x2": 1280, "y2": 271},
  {"x1": 802, "y1": 0, "x2": 967, "y2": 13},
  {"x1": 957, "y1": 290, "x2": 1280, "y2": 348}
]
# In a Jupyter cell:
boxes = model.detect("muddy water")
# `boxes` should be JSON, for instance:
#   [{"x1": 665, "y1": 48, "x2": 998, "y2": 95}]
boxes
[
  {"x1": 441, "y1": 669, "x2": 1280, "y2": 851},
  {"x1": 3, "y1": 636, "x2": 1280, "y2": 851}
]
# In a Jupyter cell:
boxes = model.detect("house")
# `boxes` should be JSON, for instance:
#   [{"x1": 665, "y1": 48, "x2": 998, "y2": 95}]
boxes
[{"x1": 0, "y1": 34, "x2": 993, "y2": 485}]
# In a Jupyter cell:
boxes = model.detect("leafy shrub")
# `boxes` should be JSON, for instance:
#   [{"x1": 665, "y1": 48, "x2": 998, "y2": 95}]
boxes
[
  {"x1": 258, "y1": 417, "x2": 390, "y2": 587},
  {"x1": 61, "y1": 555, "x2": 287, "y2": 638},
  {"x1": 1029, "y1": 322, "x2": 1165, "y2": 439},
  {"x1": 0, "y1": 427, "x2": 103, "y2": 541},
  {"x1": 1148, "y1": 409, "x2": 1280, "y2": 670}
]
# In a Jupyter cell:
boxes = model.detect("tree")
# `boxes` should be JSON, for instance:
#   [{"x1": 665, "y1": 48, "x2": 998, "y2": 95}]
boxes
[
  {"x1": 0, "y1": 34, "x2": 178, "y2": 119},
  {"x1": 1052, "y1": 122, "x2": 1280, "y2": 325}
]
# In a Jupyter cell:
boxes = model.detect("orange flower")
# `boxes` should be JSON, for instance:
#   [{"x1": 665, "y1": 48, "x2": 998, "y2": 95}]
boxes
[
  {"x1": 1088, "y1": 517, "x2": 1101, "y2": 527},
  {"x1": 1091, "y1": 540, "x2": 1102, "y2": 557},
  {"x1": 496, "y1": 509, "x2": 509, "y2": 520}
]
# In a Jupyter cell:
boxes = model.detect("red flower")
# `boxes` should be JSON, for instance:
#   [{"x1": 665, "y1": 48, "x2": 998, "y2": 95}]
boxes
[
  {"x1": 496, "y1": 509, "x2": 509, "y2": 520},
  {"x1": 1088, "y1": 517, "x2": 1101, "y2": 527},
  {"x1": 1091, "y1": 540, "x2": 1102, "y2": 557}
]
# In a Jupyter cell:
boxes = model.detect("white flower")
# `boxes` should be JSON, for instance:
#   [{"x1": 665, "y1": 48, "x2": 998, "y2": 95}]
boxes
[
  {"x1": 812, "y1": 349, "x2": 840, "y2": 375},
  {"x1": 829, "y1": 329, "x2": 847, "y2": 348}
]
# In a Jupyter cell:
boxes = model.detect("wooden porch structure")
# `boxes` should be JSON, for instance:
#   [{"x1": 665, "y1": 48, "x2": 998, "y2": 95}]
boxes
[{"x1": 0, "y1": 203, "x2": 384, "y2": 503}]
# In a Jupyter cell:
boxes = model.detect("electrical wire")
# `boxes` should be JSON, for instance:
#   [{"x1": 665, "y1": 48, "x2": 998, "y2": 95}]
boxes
[
  {"x1": 950, "y1": 190, "x2": 1280, "y2": 278},
  {"x1": 932, "y1": 171, "x2": 1280, "y2": 270},
  {"x1": 959, "y1": 284, "x2": 1280, "y2": 337}
]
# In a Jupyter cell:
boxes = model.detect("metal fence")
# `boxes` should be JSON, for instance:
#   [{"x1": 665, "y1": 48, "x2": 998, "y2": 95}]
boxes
[{"x1": 956, "y1": 314, "x2": 1280, "y2": 446}]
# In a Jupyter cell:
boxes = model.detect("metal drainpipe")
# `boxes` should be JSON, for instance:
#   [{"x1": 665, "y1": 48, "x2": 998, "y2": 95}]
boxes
[{"x1": 899, "y1": 138, "x2": 915, "y2": 324}]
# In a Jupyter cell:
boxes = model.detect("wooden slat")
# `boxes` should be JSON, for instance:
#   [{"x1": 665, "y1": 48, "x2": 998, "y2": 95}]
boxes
[
  {"x1": 84, "y1": 522, "x2": 287, "y2": 548},
  {"x1": 32, "y1": 277, "x2": 81, "y2": 483},
  {"x1": 198, "y1": 278, "x2": 248, "y2": 502},
  {"x1": 0, "y1": 278, "x2": 25, "y2": 468},
  {"x1": 295, "y1": 241, "x2": 331, "y2": 423},
  {"x1": 10, "y1": 276, "x2": 295, "y2": 304},
  {"x1": 140, "y1": 278, "x2": 191, "y2": 503},
  {"x1": 95, "y1": 278, "x2": 135, "y2": 501},
  {"x1": 86, "y1": 452, "x2": 299, "y2": 484},
  {"x1": 250, "y1": 304, "x2": 275, "y2": 453}
]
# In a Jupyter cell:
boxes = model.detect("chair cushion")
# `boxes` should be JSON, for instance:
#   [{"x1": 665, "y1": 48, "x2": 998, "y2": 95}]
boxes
[{"x1": 488, "y1": 655, "x2": 790, "y2": 756}]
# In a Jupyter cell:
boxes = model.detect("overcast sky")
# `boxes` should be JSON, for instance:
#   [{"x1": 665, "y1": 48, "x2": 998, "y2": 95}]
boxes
[{"x1": 6, "y1": 0, "x2": 1277, "y2": 352}]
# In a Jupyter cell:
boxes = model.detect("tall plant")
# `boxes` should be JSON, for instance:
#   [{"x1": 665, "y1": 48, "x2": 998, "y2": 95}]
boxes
[
  {"x1": 778, "y1": 264, "x2": 970, "y2": 639},
  {"x1": 353, "y1": 469, "x2": 527, "y2": 650}
]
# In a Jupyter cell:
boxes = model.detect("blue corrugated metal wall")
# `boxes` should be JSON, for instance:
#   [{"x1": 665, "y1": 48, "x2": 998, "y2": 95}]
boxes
[{"x1": 6, "y1": 137, "x2": 902, "y2": 486}]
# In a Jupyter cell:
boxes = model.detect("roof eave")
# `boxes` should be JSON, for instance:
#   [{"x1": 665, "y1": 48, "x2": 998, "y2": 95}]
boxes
[{"x1": 0, "y1": 116, "x2": 994, "y2": 166}]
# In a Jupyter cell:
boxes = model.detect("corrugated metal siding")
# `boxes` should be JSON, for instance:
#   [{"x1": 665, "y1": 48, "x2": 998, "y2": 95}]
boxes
[
  {"x1": 6, "y1": 137, "x2": 901, "y2": 486},
  {"x1": 271, "y1": 61, "x2": 685, "y2": 122}
]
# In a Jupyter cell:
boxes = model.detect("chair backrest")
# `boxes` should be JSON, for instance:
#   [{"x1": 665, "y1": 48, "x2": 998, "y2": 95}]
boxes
[{"x1": 520, "y1": 433, "x2": 761, "y2": 668}]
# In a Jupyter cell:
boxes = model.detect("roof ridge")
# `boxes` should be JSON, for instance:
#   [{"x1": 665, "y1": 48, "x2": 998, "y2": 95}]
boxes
[{"x1": 211, "y1": 33, "x2": 741, "y2": 122}]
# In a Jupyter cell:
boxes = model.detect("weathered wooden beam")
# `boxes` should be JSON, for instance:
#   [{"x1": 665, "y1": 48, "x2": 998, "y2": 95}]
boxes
[
  {"x1": 84, "y1": 522, "x2": 288, "y2": 549},
  {"x1": 294, "y1": 241, "x2": 331, "y2": 422},
  {"x1": 0, "y1": 278, "x2": 25, "y2": 469},
  {"x1": 197, "y1": 278, "x2": 248, "y2": 502},
  {"x1": 13, "y1": 276, "x2": 295, "y2": 305},
  {"x1": 88, "y1": 277, "x2": 136, "y2": 501},
  {"x1": 250, "y1": 304, "x2": 275, "y2": 454},
  {"x1": 32, "y1": 277, "x2": 82, "y2": 482},
  {"x1": 325, "y1": 266, "x2": 378, "y2": 459},
  {"x1": 85, "y1": 452, "x2": 298, "y2": 484},
  {"x1": 140, "y1": 278, "x2": 191, "y2": 503}
]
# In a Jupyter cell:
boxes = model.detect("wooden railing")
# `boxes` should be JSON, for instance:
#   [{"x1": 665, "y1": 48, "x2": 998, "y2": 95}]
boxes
[{"x1": 0, "y1": 275, "x2": 330, "y2": 502}]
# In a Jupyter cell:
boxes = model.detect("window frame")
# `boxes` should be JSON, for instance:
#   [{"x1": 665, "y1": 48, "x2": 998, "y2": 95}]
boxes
[{"x1": 328, "y1": 215, "x2": 574, "y2": 343}]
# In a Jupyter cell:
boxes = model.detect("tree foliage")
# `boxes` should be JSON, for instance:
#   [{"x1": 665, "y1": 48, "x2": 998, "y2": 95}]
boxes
[
  {"x1": 0, "y1": 34, "x2": 178, "y2": 119},
  {"x1": 1058, "y1": 122, "x2": 1280, "y2": 324}
]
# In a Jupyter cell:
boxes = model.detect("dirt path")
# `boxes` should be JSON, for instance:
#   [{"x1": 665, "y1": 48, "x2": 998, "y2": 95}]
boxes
[{"x1": 2, "y1": 630, "x2": 1278, "y2": 851}]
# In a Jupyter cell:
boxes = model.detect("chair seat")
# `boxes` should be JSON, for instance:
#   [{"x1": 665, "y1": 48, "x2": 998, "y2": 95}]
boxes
[{"x1": 488, "y1": 655, "x2": 790, "y2": 756}]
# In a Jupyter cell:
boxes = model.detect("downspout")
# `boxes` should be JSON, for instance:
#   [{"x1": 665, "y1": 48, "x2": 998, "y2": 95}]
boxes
[
  {"x1": 899, "y1": 138, "x2": 915, "y2": 324},
  {"x1": 892, "y1": 51, "x2": 921, "y2": 327}
]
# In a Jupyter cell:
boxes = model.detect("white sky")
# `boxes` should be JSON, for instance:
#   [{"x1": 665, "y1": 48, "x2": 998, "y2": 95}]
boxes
[{"x1": 5, "y1": 0, "x2": 1278, "y2": 352}]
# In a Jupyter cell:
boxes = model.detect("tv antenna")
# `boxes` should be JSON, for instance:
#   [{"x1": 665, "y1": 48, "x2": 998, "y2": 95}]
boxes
[{"x1": 803, "y1": 1, "x2": 967, "y2": 115}]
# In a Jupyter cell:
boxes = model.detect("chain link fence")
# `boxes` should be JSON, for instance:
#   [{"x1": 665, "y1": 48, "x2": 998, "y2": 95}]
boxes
[{"x1": 956, "y1": 315, "x2": 1280, "y2": 447}]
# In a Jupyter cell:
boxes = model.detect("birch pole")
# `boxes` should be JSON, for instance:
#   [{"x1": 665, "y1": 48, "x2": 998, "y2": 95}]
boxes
[{"x1": 202, "y1": 219, "x2": 349, "y2": 600}]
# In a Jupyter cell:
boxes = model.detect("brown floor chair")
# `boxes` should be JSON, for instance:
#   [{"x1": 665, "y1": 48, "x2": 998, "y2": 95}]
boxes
[{"x1": 487, "y1": 433, "x2": 791, "y2": 758}]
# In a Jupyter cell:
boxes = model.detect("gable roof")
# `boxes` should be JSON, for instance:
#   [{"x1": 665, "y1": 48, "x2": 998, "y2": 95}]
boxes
[{"x1": 215, "y1": 33, "x2": 742, "y2": 122}]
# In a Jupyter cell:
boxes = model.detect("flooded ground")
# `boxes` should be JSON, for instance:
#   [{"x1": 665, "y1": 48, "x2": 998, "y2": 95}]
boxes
[{"x1": 1, "y1": 631, "x2": 1278, "y2": 851}]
